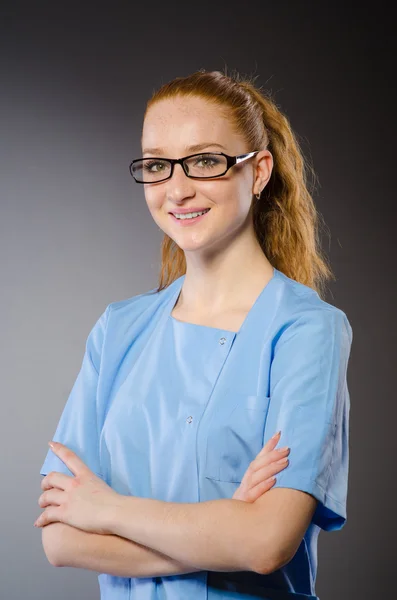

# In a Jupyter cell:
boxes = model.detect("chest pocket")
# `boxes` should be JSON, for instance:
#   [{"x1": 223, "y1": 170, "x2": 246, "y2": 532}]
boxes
[{"x1": 204, "y1": 394, "x2": 271, "y2": 483}]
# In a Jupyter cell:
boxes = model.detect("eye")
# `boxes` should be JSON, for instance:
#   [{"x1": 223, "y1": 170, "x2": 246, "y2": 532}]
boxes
[
  {"x1": 144, "y1": 160, "x2": 167, "y2": 173},
  {"x1": 193, "y1": 154, "x2": 220, "y2": 169}
]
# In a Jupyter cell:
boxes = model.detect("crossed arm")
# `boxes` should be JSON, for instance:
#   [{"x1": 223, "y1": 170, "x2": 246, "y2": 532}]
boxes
[
  {"x1": 43, "y1": 521, "x2": 202, "y2": 578},
  {"x1": 43, "y1": 489, "x2": 317, "y2": 578}
]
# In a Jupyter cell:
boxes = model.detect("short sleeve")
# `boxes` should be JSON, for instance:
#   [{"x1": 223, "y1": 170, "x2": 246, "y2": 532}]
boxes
[
  {"x1": 39, "y1": 305, "x2": 110, "y2": 479},
  {"x1": 263, "y1": 308, "x2": 353, "y2": 531}
]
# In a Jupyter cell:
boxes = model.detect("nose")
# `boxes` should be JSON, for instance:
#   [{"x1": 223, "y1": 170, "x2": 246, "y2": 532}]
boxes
[{"x1": 165, "y1": 162, "x2": 195, "y2": 202}]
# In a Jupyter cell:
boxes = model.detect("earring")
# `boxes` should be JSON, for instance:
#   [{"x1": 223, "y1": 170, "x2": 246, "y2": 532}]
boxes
[{"x1": 255, "y1": 191, "x2": 261, "y2": 199}]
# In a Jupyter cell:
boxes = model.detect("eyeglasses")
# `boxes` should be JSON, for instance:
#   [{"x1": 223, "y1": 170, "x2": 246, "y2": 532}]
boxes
[{"x1": 129, "y1": 151, "x2": 260, "y2": 184}]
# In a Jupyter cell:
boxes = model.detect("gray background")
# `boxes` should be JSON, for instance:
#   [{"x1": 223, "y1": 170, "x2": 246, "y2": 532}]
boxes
[{"x1": 1, "y1": 2, "x2": 395, "y2": 599}]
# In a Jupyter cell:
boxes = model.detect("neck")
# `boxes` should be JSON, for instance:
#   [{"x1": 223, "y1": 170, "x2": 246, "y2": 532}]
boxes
[{"x1": 175, "y1": 236, "x2": 274, "y2": 317}]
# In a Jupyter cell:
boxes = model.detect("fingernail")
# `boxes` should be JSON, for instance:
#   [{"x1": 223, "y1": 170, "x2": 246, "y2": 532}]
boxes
[
  {"x1": 265, "y1": 476, "x2": 276, "y2": 483},
  {"x1": 276, "y1": 446, "x2": 289, "y2": 452},
  {"x1": 272, "y1": 430, "x2": 281, "y2": 439},
  {"x1": 48, "y1": 441, "x2": 55, "y2": 449}
]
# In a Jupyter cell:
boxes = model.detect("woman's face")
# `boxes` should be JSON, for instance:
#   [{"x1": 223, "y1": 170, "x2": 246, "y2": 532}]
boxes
[{"x1": 141, "y1": 95, "x2": 271, "y2": 255}]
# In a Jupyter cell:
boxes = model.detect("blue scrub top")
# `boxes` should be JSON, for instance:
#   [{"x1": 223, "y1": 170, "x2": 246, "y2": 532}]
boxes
[{"x1": 40, "y1": 267, "x2": 353, "y2": 600}]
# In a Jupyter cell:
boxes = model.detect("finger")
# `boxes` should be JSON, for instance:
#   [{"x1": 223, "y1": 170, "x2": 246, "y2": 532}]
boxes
[
  {"x1": 240, "y1": 451, "x2": 285, "y2": 488},
  {"x1": 48, "y1": 442, "x2": 92, "y2": 478},
  {"x1": 256, "y1": 431, "x2": 281, "y2": 459},
  {"x1": 34, "y1": 506, "x2": 62, "y2": 528},
  {"x1": 250, "y1": 446, "x2": 290, "y2": 474},
  {"x1": 250, "y1": 456, "x2": 289, "y2": 487},
  {"x1": 38, "y1": 488, "x2": 65, "y2": 509},
  {"x1": 238, "y1": 473, "x2": 277, "y2": 503},
  {"x1": 41, "y1": 471, "x2": 74, "y2": 491},
  {"x1": 248, "y1": 476, "x2": 278, "y2": 501},
  {"x1": 269, "y1": 446, "x2": 290, "y2": 461}
]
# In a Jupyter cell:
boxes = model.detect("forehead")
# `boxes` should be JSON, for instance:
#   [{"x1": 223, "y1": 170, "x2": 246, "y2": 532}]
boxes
[{"x1": 142, "y1": 96, "x2": 240, "y2": 153}]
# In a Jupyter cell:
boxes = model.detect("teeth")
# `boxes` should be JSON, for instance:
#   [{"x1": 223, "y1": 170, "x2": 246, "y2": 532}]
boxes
[{"x1": 174, "y1": 209, "x2": 210, "y2": 220}]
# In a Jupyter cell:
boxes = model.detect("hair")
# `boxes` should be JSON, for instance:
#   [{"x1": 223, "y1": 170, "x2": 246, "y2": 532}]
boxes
[{"x1": 143, "y1": 68, "x2": 334, "y2": 299}]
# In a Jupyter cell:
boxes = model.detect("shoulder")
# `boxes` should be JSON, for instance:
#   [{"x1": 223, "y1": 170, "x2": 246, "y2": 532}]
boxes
[
  {"x1": 272, "y1": 269, "x2": 353, "y2": 344},
  {"x1": 107, "y1": 286, "x2": 161, "y2": 315},
  {"x1": 102, "y1": 276, "x2": 183, "y2": 329}
]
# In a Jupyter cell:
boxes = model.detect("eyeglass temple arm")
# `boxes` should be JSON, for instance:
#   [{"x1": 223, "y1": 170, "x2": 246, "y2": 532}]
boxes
[{"x1": 235, "y1": 151, "x2": 260, "y2": 164}]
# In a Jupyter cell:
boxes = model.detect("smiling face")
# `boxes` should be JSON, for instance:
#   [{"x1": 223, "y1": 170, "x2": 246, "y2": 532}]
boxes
[{"x1": 141, "y1": 95, "x2": 271, "y2": 256}]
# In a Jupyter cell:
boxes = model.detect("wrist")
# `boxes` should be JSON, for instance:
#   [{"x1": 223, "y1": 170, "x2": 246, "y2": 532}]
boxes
[{"x1": 102, "y1": 494, "x2": 130, "y2": 536}]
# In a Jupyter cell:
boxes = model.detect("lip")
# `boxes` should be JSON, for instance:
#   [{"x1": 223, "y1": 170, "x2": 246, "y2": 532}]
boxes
[
  {"x1": 169, "y1": 208, "x2": 211, "y2": 226},
  {"x1": 169, "y1": 207, "x2": 210, "y2": 214}
]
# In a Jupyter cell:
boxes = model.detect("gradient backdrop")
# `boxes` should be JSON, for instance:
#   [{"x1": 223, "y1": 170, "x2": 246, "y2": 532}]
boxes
[{"x1": 1, "y1": 2, "x2": 395, "y2": 599}]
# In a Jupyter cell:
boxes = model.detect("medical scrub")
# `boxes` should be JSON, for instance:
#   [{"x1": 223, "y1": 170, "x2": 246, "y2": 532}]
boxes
[{"x1": 40, "y1": 267, "x2": 353, "y2": 600}]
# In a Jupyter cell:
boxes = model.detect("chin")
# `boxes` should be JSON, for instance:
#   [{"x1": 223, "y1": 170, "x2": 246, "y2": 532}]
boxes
[
  {"x1": 169, "y1": 233, "x2": 212, "y2": 252},
  {"x1": 173, "y1": 240, "x2": 208, "y2": 252}
]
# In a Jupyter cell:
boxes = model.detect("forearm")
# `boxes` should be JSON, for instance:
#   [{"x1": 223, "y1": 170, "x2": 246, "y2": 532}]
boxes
[
  {"x1": 106, "y1": 497, "x2": 260, "y2": 573},
  {"x1": 43, "y1": 523, "x2": 202, "y2": 578}
]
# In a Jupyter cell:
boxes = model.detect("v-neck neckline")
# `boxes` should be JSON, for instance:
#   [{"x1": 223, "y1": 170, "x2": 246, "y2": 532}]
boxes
[{"x1": 167, "y1": 267, "x2": 279, "y2": 335}]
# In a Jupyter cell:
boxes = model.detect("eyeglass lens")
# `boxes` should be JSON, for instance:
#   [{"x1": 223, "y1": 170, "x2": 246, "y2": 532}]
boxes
[{"x1": 131, "y1": 153, "x2": 228, "y2": 182}]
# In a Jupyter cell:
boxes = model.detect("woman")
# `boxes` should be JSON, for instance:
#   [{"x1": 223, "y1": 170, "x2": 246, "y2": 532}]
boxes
[{"x1": 36, "y1": 69, "x2": 353, "y2": 600}]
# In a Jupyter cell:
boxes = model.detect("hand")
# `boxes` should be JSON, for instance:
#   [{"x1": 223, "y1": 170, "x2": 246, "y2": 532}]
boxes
[
  {"x1": 232, "y1": 431, "x2": 289, "y2": 502},
  {"x1": 34, "y1": 442, "x2": 123, "y2": 534}
]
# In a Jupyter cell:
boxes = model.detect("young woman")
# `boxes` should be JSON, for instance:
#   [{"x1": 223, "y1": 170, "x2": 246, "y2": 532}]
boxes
[{"x1": 36, "y1": 69, "x2": 353, "y2": 600}]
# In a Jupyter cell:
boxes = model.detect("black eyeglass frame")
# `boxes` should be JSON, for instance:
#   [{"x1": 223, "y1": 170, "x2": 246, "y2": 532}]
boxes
[{"x1": 129, "y1": 150, "x2": 261, "y2": 183}]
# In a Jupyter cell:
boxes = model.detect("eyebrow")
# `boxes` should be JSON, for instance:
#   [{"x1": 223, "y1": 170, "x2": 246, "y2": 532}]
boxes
[{"x1": 142, "y1": 142, "x2": 226, "y2": 156}]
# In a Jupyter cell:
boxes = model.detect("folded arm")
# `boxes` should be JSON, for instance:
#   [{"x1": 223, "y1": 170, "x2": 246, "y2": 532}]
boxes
[
  {"x1": 42, "y1": 523, "x2": 202, "y2": 578},
  {"x1": 102, "y1": 493, "x2": 317, "y2": 575},
  {"x1": 43, "y1": 489, "x2": 317, "y2": 578}
]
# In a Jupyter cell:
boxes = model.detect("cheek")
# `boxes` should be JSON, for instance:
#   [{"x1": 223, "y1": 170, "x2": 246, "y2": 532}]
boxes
[
  {"x1": 144, "y1": 189, "x2": 162, "y2": 212},
  {"x1": 144, "y1": 191, "x2": 174, "y2": 235},
  {"x1": 197, "y1": 182, "x2": 245, "y2": 219},
  {"x1": 218, "y1": 187, "x2": 251, "y2": 221},
  {"x1": 232, "y1": 182, "x2": 254, "y2": 220}
]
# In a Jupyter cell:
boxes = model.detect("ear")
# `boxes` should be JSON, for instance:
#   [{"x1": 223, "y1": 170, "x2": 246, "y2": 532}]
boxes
[{"x1": 253, "y1": 150, "x2": 273, "y2": 195}]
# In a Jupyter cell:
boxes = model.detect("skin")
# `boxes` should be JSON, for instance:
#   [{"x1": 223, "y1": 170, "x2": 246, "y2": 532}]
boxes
[
  {"x1": 35, "y1": 438, "x2": 315, "y2": 575},
  {"x1": 142, "y1": 95, "x2": 275, "y2": 321},
  {"x1": 36, "y1": 434, "x2": 291, "y2": 575},
  {"x1": 36, "y1": 96, "x2": 318, "y2": 575}
]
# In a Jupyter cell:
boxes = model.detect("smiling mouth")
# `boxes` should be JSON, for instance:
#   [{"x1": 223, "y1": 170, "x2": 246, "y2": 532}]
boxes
[{"x1": 172, "y1": 208, "x2": 211, "y2": 220}]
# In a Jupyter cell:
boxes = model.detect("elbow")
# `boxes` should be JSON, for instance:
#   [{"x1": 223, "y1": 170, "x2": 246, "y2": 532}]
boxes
[
  {"x1": 248, "y1": 519, "x2": 302, "y2": 575},
  {"x1": 254, "y1": 552, "x2": 294, "y2": 575},
  {"x1": 251, "y1": 549, "x2": 294, "y2": 576},
  {"x1": 47, "y1": 552, "x2": 63, "y2": 568},
  {"x1": 250, "y1": 536, "x2": 296, "y2": 575},
  {"x1": 41, "y1": 523, "x2": 69, "y2": 567}
]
